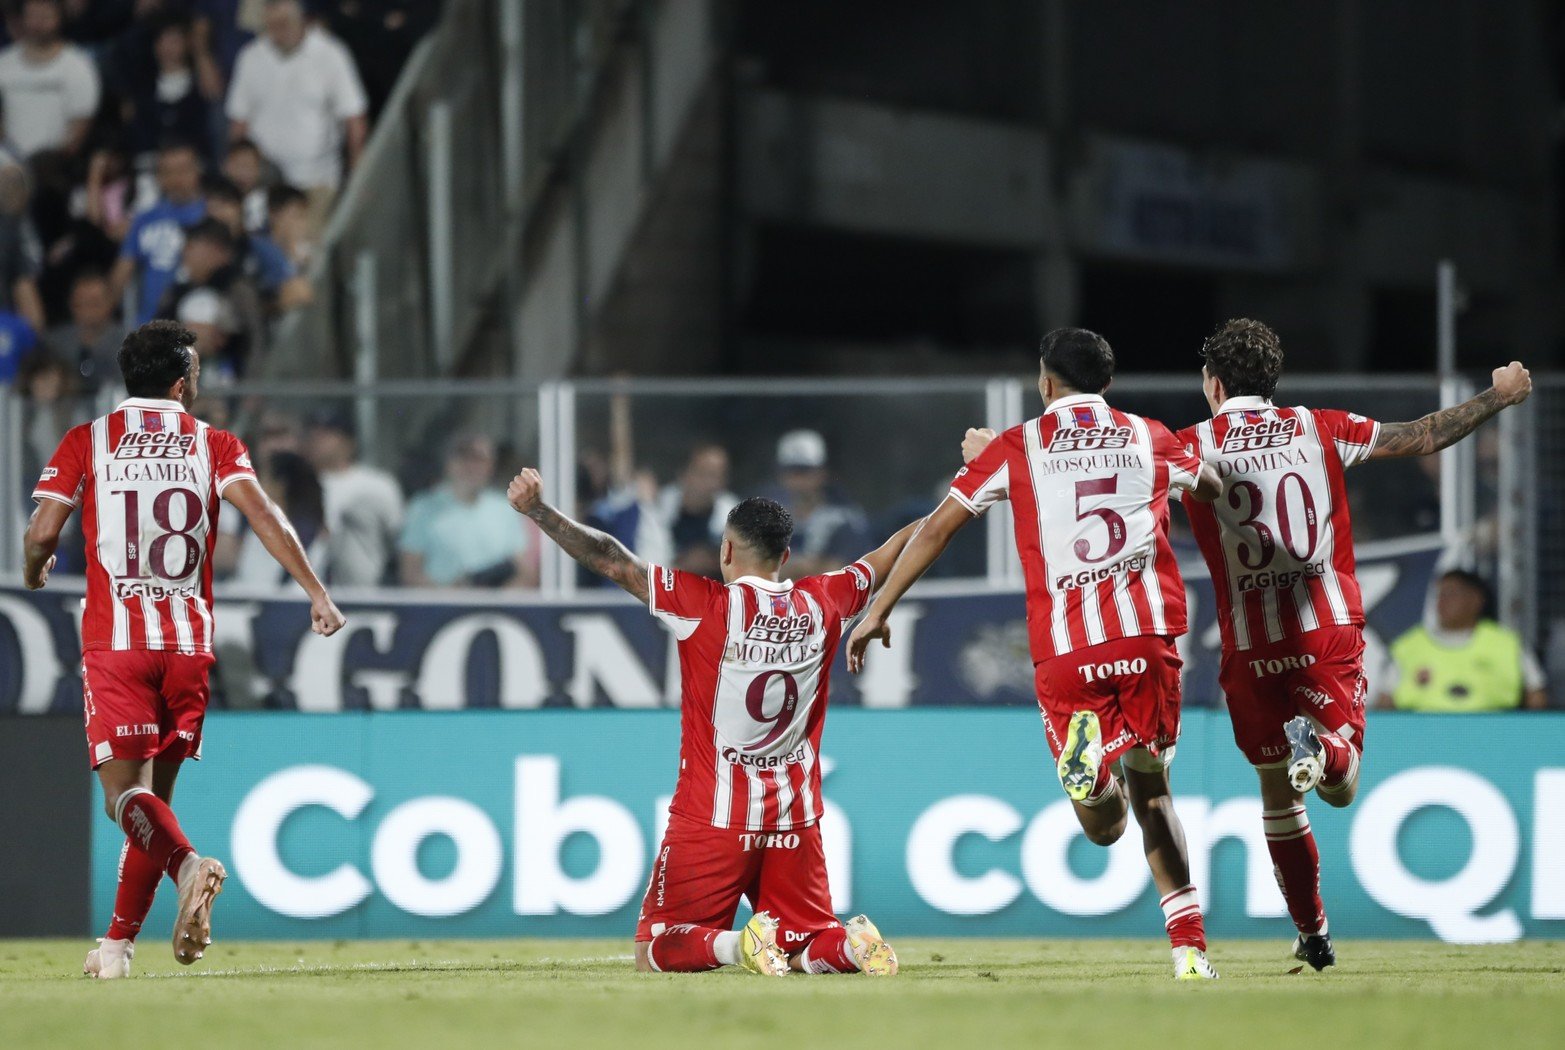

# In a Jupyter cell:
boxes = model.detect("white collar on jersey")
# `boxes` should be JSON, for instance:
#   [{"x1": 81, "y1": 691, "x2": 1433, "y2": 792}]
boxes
[
  {"x1": 117, "y1": 397, "x2": 189, "y2": 414},
  {"x1": 732, "y1": 575, "x2": 793, "y2": 591},
  {"x1": 1217, "y1": 395, "x2": 1275, "y2": 413},
  {"x1": 1045, "y1": 392, "x2": 1108, "y2": 411}
]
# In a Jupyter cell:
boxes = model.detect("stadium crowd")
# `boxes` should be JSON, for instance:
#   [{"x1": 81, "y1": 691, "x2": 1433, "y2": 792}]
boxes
[{"x1": 0, "y1": 0, "x2": 437, "y2": 421}]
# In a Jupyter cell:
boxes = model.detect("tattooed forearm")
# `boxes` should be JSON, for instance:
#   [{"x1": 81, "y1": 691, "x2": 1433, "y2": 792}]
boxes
[
  {"x1": 1370, "y1": 388, "x2": 1507, "y2": 460},
  {"x1": 526, "y1": 502, "x2": 649, "y2": 601}
]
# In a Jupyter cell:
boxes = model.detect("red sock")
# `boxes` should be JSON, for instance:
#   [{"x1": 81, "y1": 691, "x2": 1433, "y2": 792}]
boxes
[
  {"x1": 116, "y1": 789, "x2": 195, "y2": 881},
  {"x1": 1317, "y1": 732, "x2": 1359, "y2": 790},
  {"x1": 798, "y1": 926, "x2": 859, "y2": 974},
  {"x1": 1159, "y1": 885, "x2": 1207, "y2": 951},
  {"x1": 1263, "y1": 806, "x2": 1327, "y2": 936},
  {"x1": 105, "y1": 839, "x2": 163, "y2": 942},
  {"x1": 646, "y1": 924, "x2": 724, "y2": 972}
]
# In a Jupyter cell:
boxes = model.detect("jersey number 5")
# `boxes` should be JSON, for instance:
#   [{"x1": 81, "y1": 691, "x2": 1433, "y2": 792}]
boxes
[{"x1": 1073, "y1": 477, "x2": 1128, "y2": 564}]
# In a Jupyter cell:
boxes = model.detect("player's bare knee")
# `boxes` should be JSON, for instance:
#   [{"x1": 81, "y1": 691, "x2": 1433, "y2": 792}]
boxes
[{"x1": 1083, "y1": 815, "x2": 1127, "y2": 846}]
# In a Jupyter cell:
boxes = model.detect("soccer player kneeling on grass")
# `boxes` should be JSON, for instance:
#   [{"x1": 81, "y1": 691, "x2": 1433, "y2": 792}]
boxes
[
  {"x1": 23, "y1": 321, "x2": 345, "y2": 979},
  {"x1": 508, "y1": 469, "x2": 921, "y2": 976},
  {"x1": 849, "y1": 329, "x2": 1223, "y2": 980}
]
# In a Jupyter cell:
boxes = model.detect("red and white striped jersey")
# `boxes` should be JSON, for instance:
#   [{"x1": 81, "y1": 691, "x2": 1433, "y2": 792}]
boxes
[
  {"x1": 1176, "y1": 397, "x2": 1381, "y2": 653},
  {"x1": 32, "y1": 397, "x2": 257, "y2": 654},
  {"x1": 951, "y1": 393, "x2": 1202, "y2": 662},
  {"x1": 648, "y1": 559, "x2": 874, "y2": 832}
]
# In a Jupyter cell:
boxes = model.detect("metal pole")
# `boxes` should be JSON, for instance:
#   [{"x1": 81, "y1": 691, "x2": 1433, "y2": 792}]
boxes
[
  {"x1": 1436, "y1": 259, "x2": 1465, "y2": 550},
  {"x1": 0, "y1": 390, "x2": 17, "y2": 576},
  {"x1": 554, "y1": 381, "x2": 578, "y2": 595},
  {"x1": 1498, "y1": 399, "x2": 1538, "y2": 649},
  {"x1": 352, "y1": 250, "x2": 379, "y2": 464},
  {"x1": 499, "y1": 0, "x2": 526, "y2": 212},
  {"x1": 537, "y1": 381, "x2": 559, "y2": 593},
  {"x1": 427, "y1": 99, "x2": 455, "y2": 373}
]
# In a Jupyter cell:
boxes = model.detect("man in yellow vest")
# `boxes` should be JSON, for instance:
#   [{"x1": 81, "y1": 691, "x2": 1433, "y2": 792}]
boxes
[{"x1": 1378, "y1": 570, "x2": 1548, "y2": 712}]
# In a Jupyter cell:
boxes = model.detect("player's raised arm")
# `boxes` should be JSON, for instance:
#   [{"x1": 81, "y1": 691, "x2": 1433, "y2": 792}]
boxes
[
  {"x1": 1369, "y1": 361, "x2": 1532, "y2": 460},
  {"x1": 224, "y1": 477, "x2": 346, "y2": 637},
  {"x1": 22, "y1": 499, "x2": 72, "y2": 590},
  {"x1": 852, "y1": 516, "x2": 927, "y2": 593},
  {"x1": 507, "y1": 468, "x2": 650, "y2": 603},
  {"x1": 846, "y1": 496, "x2": 973, "y2": 673}
]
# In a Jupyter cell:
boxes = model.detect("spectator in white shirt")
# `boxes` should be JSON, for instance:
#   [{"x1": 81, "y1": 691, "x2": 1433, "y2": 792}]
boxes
[
  {"x1": 225, "y1": 0, "x2": 367, "y2": 232},
  {"x1": 0, "y1": 0, "x2": 101, "y2": 158},
  {"x1": 304, "y1": 410, "x2": 405, "y2": 586}
]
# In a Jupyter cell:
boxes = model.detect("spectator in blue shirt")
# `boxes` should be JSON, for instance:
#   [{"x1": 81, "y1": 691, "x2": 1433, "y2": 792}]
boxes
[
  {"x1": 0, "y1": 307, "x2": 36, "y2": 384},
  {"x1": 110, "y1": 139, "x2": 205, "y2": 323},
  {"x1": 399, "y1": 432, "x2": 538, "y2": 589}
]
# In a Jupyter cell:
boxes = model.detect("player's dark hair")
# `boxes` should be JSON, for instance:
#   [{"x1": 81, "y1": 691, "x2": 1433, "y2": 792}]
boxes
[
  {"x1": 119, "y1": 320, "x2": 196, "y2": 398},
  {"x1": 1200, "y1": 318, "x2": 1284, "y2": 399},
  {"x1": 726, "y1": 497, "x2": 793, "y2": 562},
  {"x1": 184, "y1": 216, "x2": 235, "y2": 250},
  {"x1": 202, "y1": 174, "x2": 243, "y2": 205},
  {"x1": 1040, "y1": 328, "x2": 1115, "y2": 395}
]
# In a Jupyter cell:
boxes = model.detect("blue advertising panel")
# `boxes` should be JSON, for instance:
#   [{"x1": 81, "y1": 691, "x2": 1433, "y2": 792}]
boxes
[
  {"x1": 91, "y1": 709, "x2": 1565, "y2": 943},
  {"x1": 3, "y1": 538, "x2": 1441, "y2": 712}
]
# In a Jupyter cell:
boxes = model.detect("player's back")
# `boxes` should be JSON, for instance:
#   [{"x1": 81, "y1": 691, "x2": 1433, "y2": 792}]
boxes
[
  {"x1": 648, "y1": 560, "x2": 875, "y2": 831},
  {"x1": 952, "y1": 393, "x2": 1201, "y2": 662},
  {"x1": 33, "y1": 396, "x2": 256, "y2": 654},
  {"x1": 1178, "y1": 398, "x2": 1381, "y2": 652}
]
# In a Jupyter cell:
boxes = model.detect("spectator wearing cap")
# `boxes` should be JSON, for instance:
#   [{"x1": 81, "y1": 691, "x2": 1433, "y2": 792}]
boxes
[
  {"x1": 111, "y1": 140, "x2": 206, "y2": 324},
  {"x1": 1378, "y1": 569, "x2": 1548, "y2": 712},
  {"x1": 0, "y1": 162, "x2": 45, "y2": 337},
  {"x1": 304, "y1": 410, "x2": 405, "y2": 587},
  {"x1": 0, "y1": 0, "x2": 100, "y2": 157},
  {"x1": 47, "y1": 269, "x2": 125, "y2": 395},
  {"x1": 399, "y1": 432, "x2": 537, "y2": 589},
  {"x1": 226, "y1": 0, "x2": 368, "y2": 234},
  {"x1": 655, "y1": 443, "x2": 738, "y2": 578},
  {"x1": 204, "y1": 175, "x2": 310, "y2": 310},
  {"x1": 764, "y1": 428, "x2": 871, "y2": 578}
]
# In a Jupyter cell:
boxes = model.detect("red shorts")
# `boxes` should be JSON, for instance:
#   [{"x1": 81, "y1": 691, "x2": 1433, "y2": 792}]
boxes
[
  {"x1": 635, "y1": 811, "x2": 839, "y2": 952},
  {"x1": 1033, "y1": 635, "x2": 1183, "y2": 770},
  {"x1": 1219, "y1": 625, "x2": 1368, "y2": 767},
  {"x1": 81, "y1": 650, "x2": 215, "y2": 769}
]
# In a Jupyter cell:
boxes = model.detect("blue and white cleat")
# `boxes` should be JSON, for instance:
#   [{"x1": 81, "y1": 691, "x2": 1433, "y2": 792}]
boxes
[
  {"x1": 1173, "y1": 946, "x2": 1219, "y2": 981},
  {"x1": 845, "y1": 914, "x2": 898, "y2": 976},
  {"x1": 1057, "y1": 711, "x2": 1105, "y2": 802},
  {"x1": 1284, "y1": 716, "x2": 1326, "y2": 794},
  {"x1": 737, "y1": 911, "x2": 789, "y2": 976}
]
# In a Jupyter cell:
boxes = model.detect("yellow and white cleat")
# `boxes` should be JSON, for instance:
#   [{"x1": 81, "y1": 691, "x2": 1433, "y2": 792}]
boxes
[
  {"x1": 845, "y1": 914, "x2": 898, "y2": 976},
  {"x1": 172, "y1": 855, "x2": 226, "y2": 965},
  {"x1": 1173, "y1": 946, "x2": 1219, "y2": 980},
  {"x1": 83, "y1": 937, "x2": 133, "y2": 980},
  {"x1": 736, "y1": 911, "x2": 789, "y2": 976},
  {"x1": 1057, "y1": 710, "x2": 1105, "y2": 803}
]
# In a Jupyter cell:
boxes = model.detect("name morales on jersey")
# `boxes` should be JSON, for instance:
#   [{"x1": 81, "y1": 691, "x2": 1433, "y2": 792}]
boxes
[
  {"x1": 1048, "y1": 425, "x2": 1133, "y2": 452},
  {"x1": 114, "y1": 432, "x2": 195, "y2": 460},
  {"x1": 1054, "y1": 551, "x2": 1149, "y2": 590},
  {"x1": 1220, "y1": 417, "x2": 1299, "y2": 453}
]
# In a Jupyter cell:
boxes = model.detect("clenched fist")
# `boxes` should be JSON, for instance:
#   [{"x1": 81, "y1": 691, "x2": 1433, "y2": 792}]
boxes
[
  {"x1": 1492, "y1": 362, "x2": 1532, "y2": 407},
  {"x1": 962, "y1": 427, "x2": 997, "y2": 465},
  {"x1": 508, "y1": 468, "x2": 544, "y2": 514}
]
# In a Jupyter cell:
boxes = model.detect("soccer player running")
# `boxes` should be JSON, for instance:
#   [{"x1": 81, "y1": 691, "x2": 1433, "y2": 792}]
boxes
[
  {"x1": 848, "y1": 329, "x2": 1225, "y2": 981},
  {"x1": 23, "y1": 321, "x2": 345, "y2": 979},
  {"x1": 1174, "y1": 318, "x2": 1531, "y2": 971},
  {"x1": 508, "y1": 468, "x2": 921, "y2": 977}
]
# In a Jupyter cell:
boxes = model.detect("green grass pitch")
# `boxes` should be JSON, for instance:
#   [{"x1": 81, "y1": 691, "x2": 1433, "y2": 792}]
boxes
[{"x1": 6, "y1": 938, "x2": 1564, "y2": 1049}]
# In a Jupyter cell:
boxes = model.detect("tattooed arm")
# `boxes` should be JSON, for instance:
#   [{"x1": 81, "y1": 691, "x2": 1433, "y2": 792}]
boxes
[
  {"x1": 507, "y1": 468, "x2": 650, "y2": 602},
  {"x1": 1368, "y1": 362, "x2": 1532, "y2": 460}
]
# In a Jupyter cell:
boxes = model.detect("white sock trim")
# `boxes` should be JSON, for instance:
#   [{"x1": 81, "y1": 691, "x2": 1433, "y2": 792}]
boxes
[
  {"x1": 713, "y1": 930, "x2": 740, "y2": 967},
  {"x1": 112, "y1": 786, "x2": 152, "y2": 829},
  {"x1": 1078, "y1": 775, "x2": 1121, "y2": 808}
]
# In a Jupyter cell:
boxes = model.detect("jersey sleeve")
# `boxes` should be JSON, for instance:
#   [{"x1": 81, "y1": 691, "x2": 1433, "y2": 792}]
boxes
[
  {"x1": 32, "y1": 425, "x2": 90, "y2": 508},
  {"x1": 1313, "y1": 408, "x2": 1381, "y2": 469},
  {"x1": 212, "y1": 430, "x2": 259, "y2": 496},
  {"x1": 1154, "y1": 421, "x2": 1204, "y2": 494},
  {"x1": 948, "y1": 428, "x2": 1013, "y2": 515},
  {"x1": 647, "y1": 564, "x2": 724, "y2": 641},
  {"x1": 810, "y1": 560, "x2": 876, "y2": 621}
]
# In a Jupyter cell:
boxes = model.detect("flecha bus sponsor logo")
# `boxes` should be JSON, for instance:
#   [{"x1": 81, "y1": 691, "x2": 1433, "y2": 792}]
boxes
[
  {"x1": 114, "y1": 432, "x2": 196, "y2": 460},
  {"x1": 1048, "y1": 425, "x2": 1133, "y2": 453},
  {"x1": 1220, "y1": 416, "x2": 1299, "y2": 453}
]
